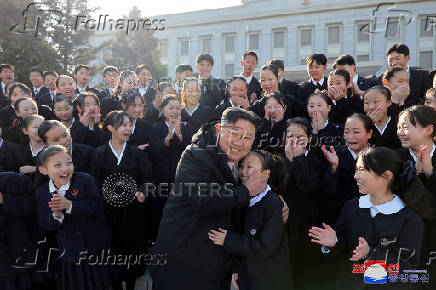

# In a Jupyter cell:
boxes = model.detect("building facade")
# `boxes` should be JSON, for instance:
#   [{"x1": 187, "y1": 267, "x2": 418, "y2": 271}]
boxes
[{"x1": 152, "y1": 0, "x2": 435, "y2": 81}]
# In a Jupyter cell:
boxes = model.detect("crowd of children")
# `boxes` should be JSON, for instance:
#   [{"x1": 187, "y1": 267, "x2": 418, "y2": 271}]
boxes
[{"x1": 0, "y1": 42, "x2": 435, "y2": 290}]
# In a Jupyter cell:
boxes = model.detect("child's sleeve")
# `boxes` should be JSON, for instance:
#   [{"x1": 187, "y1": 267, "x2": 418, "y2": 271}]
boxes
[
  {"x1": 66, "y1": 173, "x2": 104, "y2": 220},
  {"x1": 223, "y1": 200, "x2": 284, "y2": 260},
  {"x1": 0, "y1": 173, "x2": 35, "y2": 216},
  {"x1": 35, "y1": 187, "x2": 63, "y2": 231}
]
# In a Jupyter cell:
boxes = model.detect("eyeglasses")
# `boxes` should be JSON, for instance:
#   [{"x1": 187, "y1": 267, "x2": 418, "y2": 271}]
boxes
[{"x1": 221, "y1": 125, "x2": 254, "y2": 142}]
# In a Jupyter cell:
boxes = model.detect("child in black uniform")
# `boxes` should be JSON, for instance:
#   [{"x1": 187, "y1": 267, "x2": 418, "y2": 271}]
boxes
[{"x1": 209, "y1": 150, "x2": 292, "y2": 290}]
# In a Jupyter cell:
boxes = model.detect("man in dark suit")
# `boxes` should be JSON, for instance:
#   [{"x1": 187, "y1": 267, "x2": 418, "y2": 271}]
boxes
[
  {"x1": 385, "y1": 43, "x2": 431, "y2": 107},
  {"x1": 299, "y1": 54, "x2": 328, "y2": 102},
  {"x1": 135, "y1": 64, "x2": 156, "y2": 105},
  {"x1": 0, "y1": 64, "x2": 15, "y2": 109},
  {"x1": 73, "y1": 64, "x2": 100, "y2": 96},
  {"x1": 150, "y1": 108, "x2": 288, "y2": 290},
  {"x1": 29, "y1": 67, "x2": 50, "y2": 103},
  {"x1": 239, "y1": 51, "x2": 261, "y2": 103},
  {"x1": 332, "y1": 55, "x2": 373, "y2": 98},
  {"x1": 38, "y1": 70, "x2": 59, "y2": 108},
  {"x1": 196, "y1": 53, "x2": 227, "y2": 110},
  {"x1": 267, "y1": 58, "x2": 302, "y2": 100}
]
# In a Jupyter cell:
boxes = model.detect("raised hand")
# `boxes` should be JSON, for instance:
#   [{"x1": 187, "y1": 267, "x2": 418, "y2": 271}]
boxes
[
  {"x1": 368, "y1": 108, "x2": 384, "y2": 124},
  {"x1": 417, "y1": 145, "x2": 433, "y2": 177},
  {"x1": 350, "y1": 237, "x2": 370, "y2": 261},
  {"x1": 135, "y1": 191, "x2": 146, "y2": 203},
  {"x1": 321, "y1": 145, "x2": 339, "y2": 173},
  {"x1": 308, "y1": 223, "x2": 337, "y2": 247},
  {"x1": 48, "y1": 194, "x2": 71, "y2": 212},
  {"x1": 208, "y1": 228, "x2": 228, "y2": 246},
  {"x1": 79, "y1": 110, "x2": 91, "y2": 127}
]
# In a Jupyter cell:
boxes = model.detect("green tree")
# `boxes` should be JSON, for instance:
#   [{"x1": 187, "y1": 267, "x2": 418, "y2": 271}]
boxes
[{"x1": 105, "y1": 6, "x2": 167, "y2": 81}]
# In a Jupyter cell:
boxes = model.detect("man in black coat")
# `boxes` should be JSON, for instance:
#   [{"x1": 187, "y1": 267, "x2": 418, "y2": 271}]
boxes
[
  {"x1": 0, "y1": 64, "x2": 15, "y2": 109},
  {"x1": 151, "y1": 108, "x2": 288, "y2": 290},
  {"x1": 29, "y1": 67, "x2": 50, "y2": 102},
  {"x1": 385, "y1": 43, "x2": 431, "y2": 107}
]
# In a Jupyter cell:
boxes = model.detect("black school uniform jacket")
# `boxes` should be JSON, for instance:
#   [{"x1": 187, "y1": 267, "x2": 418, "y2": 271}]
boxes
[
  {"x1": 406, "y1": 68, "x2": 431, "y2": 107},
  {"x1": 331, "y1": 196, "x2": 424, "y2": 290},
  {"x1": 31, "y1": 86, "x2": 50, "y2": 102},
  {"x1": 214, "y1": 98, "x2": 235, "y2": 121},
  {"x1": 280, "y1": 78, "x2": 303, "y2": 101},
  {"x1": 3, "y1": 122, "x2": 29, "y2": 145},
  {"x1": 35, "y1": 172, "x2": 112, "y2": 262},
  {"x1": 0, "y1": 105, "x2": 15, "y2": 128},
  {"x1": 370, "y1": 116, "x2": 402, "y2": 149},
  {"x1": 355, "y1": 75, "x2": 373, "y2": 92},
  {"x1": 143, "y1": 105, "x2": 164, "y2": 126},
  {"x1": 150, "y1": 121, "x2": 250, "y2": 290},
  {"x1": 299, "y1": 76, "x2": 328, "y2": 102},
  {"x1": 181, "y1": 105, "x2": 213, "y2": 134},
  {"x1": 0, "y1": 172, "x2": 40, "y2": 276},
  {"x1": 246, "y1": 76, "x2": 262, "y2": 101},
  {"x1": 0, "y1": 86, "x2": 8, "y2": 109},
  {"x1": 71, "y1": 143, "x2": 94, "y2": 173},
  {"x1": 329, "y1": 94, "x2": 364, "y2": 125},
  {"x1": 128, "y1": 118, "x2": 150, "y2": 147},
  {"x1": 223, "y1": 190, "x2": 292, "y2": 290},
  {"x1": 97, "y1": 88, "x2": 112, "y2": 102},
  {"x1": 199, "y1": 76, "x2": 227, "y2": 110},
  {"x1": 322, "y1": 147, "x2": 359, "y2": 225},
  {"x1": 101, "y1": 95, "x2": 122, "y2": 119},
  {"x1": 149, "y1": 121, "x2": 194, "y2": 184},
  {"x1": 310, "y1": 122, "x2": 344, "y2": 160},
  {"x1": 69, "y1": 119, "x2": 105, "y2": 148},
  {"x1": 10, "y1": 143, "x2": 39, "y2": 176},
  {"x1": 141, "y1": 87, "x2": 157, "y2": 105},
  {"x1": 253, "y1": 118, "x2": 287, "y2": 154},
  {"x1": 0, "y1": 139, "x2": 19, "y2": 172}
]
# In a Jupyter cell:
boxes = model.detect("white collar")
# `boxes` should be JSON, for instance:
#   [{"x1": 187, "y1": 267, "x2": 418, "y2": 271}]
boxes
[
  {"x1": 359, "y1": 194, "x2": 405, "y2": 218},
  {"x1": 29, "y1": 143, "x2": 44, "y2": 157},
  {"x1": 68, "y1": 117, "x2": 76, "y2": 130},
  {"x1": 165, "y1": 121, "x2": 176, "y2": 134},
  {"x1": 49, "y1": 179, "x2": 70, "y2": 194},
  {"x1": 409, "y1": 143, "x2": 436, "y2": 162},
  {"x1": 375, "y1": 116, "x2": 391, "y2": 135},
  {"x1": 139, "y1": 86, "x2": 148, "y2": 95},
  {"x1": 1, "y1": 82, "x2": 5, "y2": 89},
  {"x1": 108, "y1": 140, "x2": 126, "y2": 166},
  {"x1": 229, "y1": 98, "x2": 241, "y2": 108},
  {"x1": 132, "y1": 119, "x2": 137, "y2": 134},
  {"x1": 311, "y1": 77, "x2": 324, "y2": 86},
  {"x1": 184, "y1": 104, "x2": 199, "y2": 116},
  {"x1": 249, "y1": 184, "x2": 271, "y2": 207},
  {"x1": 0, "y1": 138, "x2": 3, "y2": 149},
  {"x1": 279, "y1": 77, "x2": 284, "y2": 84},
  {"x1": 34, "y1": 85, "x2": 43, "y2": 91},
  {"x1": 352, "y1": 74, "x2": 358, "y2": 84},
  {"x1": 77, "y1": 86, "x2": 87, "y2": 93},
  {"x1": 347, "y1": 147, "x2": 357, "y2": 160}
]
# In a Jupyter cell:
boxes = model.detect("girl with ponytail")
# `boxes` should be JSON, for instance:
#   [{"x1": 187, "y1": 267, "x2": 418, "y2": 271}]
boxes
[{"x1": 309, "y1": 147, "x2": 431, "y2": 289}]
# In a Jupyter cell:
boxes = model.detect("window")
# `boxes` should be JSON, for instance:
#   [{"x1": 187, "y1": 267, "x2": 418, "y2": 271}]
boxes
[
  {"x1": 249, "y1": 33, "x2": 260, "y2": 50},
  {"x1": 159, "y1": 40, "x2": 168, "y2": 58},
  {"x1": 327, "y1": 26, "x2": 340, "y2": 44},
  {"x1": 420, "y1": 18, "x2": 434, "y2": 37},
  {"x1": 273, "y1": 31, "x2": 285, "y2": 48},
  {"x1": 386, "y1": 18, "x2": 400, "y2": 38},
  {"x1": 419, "y1": 51, "x2": 433, "y2": 70},
  {"x1": 300, "y1": 29, "x2": 312, "y2": 46},
  {"x1": 357, "y1": 55, "x2": 369, "y2": 62},
  {"x1": 357, "y1": 23, "x2": 370, "y2": 42},
  {"x1": 202, "y1": 37, "x2": 212, "y2": 54},
  {"x1": 225, "y1": 36, "x2": 235, "y2": 53},
  {"x1": 224, "y1": 63, "x2": 234, "y2": 79},
  {"x1": 180, "y1": 39, "x2": 189, "y2": 56}
]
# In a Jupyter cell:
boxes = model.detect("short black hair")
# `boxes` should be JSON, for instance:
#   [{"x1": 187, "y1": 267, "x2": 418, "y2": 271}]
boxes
[
  {"x1": 102, "y1": 66, "x2": 118, "y2": 77},
  {"x1": 0, "y1": 64, "x2": 15, "y2": 73},
  {"x1": 243, "y1": 51, "x2": 258, "y2": 62},
  {"x1": 196, "y1": 53, "x2": 214, "y2": 65},
  {"x1": 332, "y1": 55, "x2": 356, "y2": 69},
  {"x1": 73, "y1": 64, "x2": 90, "y2": 74},
  {"x1": 220, "y1": 107, "x2": 260, "y2": 129},
  {"x1": 306, "y1": 54, "x2": 327, "y2": 66},
  {"x1": 9, "y1": 82, "x2": 31, "y2": 97},
  {"x1": 260, "y1": 64, "x2": 279, "y2": 79},
  {"x1": 364, "y1": 85, "x2": 392, "y2": 101},
  {"x1": 175, "y1": 64, "x2": 193, "y2": 74},
  {"x1": 267, "y1": 59, "x2": 284, "y2": 71},
  {"x1": 382, "y1": 67, "x2": 407, "y2": 82},
  {"x1": 30, "y1": 67, "x2": 44, "y2": 77},
  {"x1": 347, "y1": 113, "x2": 374, "y2": 133},
  {"x1": 328, "y1": 69, "x2": 351, "y2": 84},
  {"x1": 387, "y1": 43, "x2": 410, "y2": 57},
  {"x1": 135, "y1": 64, "x2": 152, "y2": 75},
  {"x1": 43, "y1": 70, "x2": 59, "y2": 80}
]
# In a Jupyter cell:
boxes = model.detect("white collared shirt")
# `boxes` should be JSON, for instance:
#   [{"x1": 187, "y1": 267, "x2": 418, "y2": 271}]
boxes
[
  {"x1": 240, "y1": 73, "x2": 253, "y2": 85},
  {"x1": 29, "y1": 143, "x2": 44, "y2": 157},
  {"x1": 68, "y1": 117, "x2": 76, "y2": 130},
  {"x1": 352, "y1": 75, "x2": 358, "y2": 84},
  {"x1": 132, "y1": 119, "x2": 137, "y2": 134},
  {"x1": 359, "y1": 194, "x2": 405, "y2": 218},
  {"x1": 229, "y1": 98, "x2": 240, "y2": 109},
  {"x1": 347, "y1": 147, "x2": 357, "y2": 160},
  {"x1": 311, "y1": 77, "x2": 325, "y2": 87},
  {"x1": 138, "y1": 86, "x2": 148, "y2": 96},
  {"x1": 184, "y1": 104, "x2": 199, "y2": 116},
  {"x1": 49, "y1": 179, "x2": 72, "y2": 223},
  {"x1": 108, "y1": 140, "x2": 126, "y2": 166},
  {"x1": 228, "y1": 162, "x2": 239, "y2": 182},
  {"x1": 0, "y1": 138, "x2": 3, "y2": 149},
  {"x1": 249, "y1": 184, "x2": 271, "y2": 207},
  {"x1": 375, "y1": 116, "x2": 391, "y2": 136},
  {"x1": 34, "y1": 86, "x2": 42, "y2": 95},
  {"x1": 1, "y1": 82, "x2": 5, "y2": 94},
  {"x1": 77, "y1": 86, "x2": 86, "y2": 93},
  {"x1": 409, "y1": 143, "x2": 436, "y2": 163}
]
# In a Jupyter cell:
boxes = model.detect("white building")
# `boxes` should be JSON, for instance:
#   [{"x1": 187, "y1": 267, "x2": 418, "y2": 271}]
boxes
[{"x1": 151, "y1": 0, "x2": 435, "y2": 81}]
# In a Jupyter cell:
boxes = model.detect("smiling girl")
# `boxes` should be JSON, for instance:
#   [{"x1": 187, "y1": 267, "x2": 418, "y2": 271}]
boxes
[{"x1": 3, "y1": 98, "x2": 38, "y2": 145}]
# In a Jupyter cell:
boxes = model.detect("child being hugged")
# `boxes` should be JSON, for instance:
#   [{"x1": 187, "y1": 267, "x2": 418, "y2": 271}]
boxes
[
  {"x1": 208, "y1": 150, "x2": 292, "y2": 290},
  {"x1": 35, "y1": 145, "x2": 114, "y2": 290}
]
